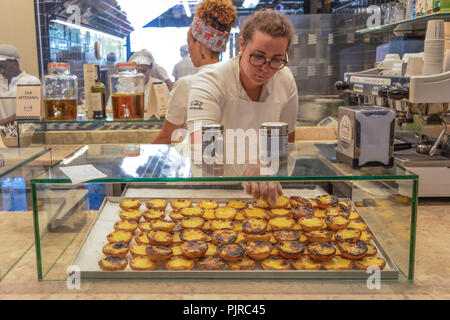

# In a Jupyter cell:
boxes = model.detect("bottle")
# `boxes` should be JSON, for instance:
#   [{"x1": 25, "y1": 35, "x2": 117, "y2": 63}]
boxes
[{"x1": 91, "y1": 65, "x2": 106, "y2": 120}]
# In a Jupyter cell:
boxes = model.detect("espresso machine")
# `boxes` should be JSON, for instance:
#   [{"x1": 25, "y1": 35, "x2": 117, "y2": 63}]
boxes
[{"x1": 335, "y1": 68, "x2": 450, "y2": 196}]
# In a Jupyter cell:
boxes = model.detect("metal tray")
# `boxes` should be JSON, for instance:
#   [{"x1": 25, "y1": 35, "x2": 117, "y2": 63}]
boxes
[{"x1": 72, "y1": 189, "x2": 399, "y2": 280}]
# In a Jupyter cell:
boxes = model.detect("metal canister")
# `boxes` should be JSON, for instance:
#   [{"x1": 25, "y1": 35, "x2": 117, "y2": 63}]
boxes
[
  {"x1": 259, "y1": 122, "x2": 289, "y2": 165},
  {"x1": 201, "y1": 124, "x2": 224, "y2": 164}
]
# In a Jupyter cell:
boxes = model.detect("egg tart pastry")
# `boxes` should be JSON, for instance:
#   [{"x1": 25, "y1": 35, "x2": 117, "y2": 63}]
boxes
[
  {"x1": 269, "y1": 208, "x2": 291, "y2": 219},
  {"x1": 242, "y1": 218, "x2": 267, "y2": 235},
  {"x1": 234, "y1": 211, "x2": 246, "y2": 221},
  {"x1": 215, "y1": 207, "x2": 237, "y2": 220},
  {"x1": 198, "y1": 200, "x2": 219, "y2": 210},
  {"x1": 305, "y1": 230, "x2": 333, "y2": 243},
  {"x1": 107, "y1": 230, "x2": 133, "y2": 244},
  {"x1": 130, "y1": 243, "x2": 149, "y2": 257},
  {"x1": 316, "y1": 195, "x2": 338, "y2": 209},
  {"x1": 292, "y1": 223, "x2": 302, "y2": 232},
  {"x1": 212, "y1": 230, "x2": 237, "y2": 245},
  {"x1": 261, "y1": 256, "x2": 291, "y2": 271},
  {"x1": 292, "y1": 256, "x2": 321, "y2": 270},
  {"x1": 348, "y1": 220, "x2": 368, "y2": 231},
  {"x1": 244, "y1": 241, "x2": 273, "y2": 260},
  {"x1": 103, "y1": 242, "x2": 129, "y2": 258},
  {"x1": 292, "y1": 196, "x2": 313, "y2": 208},
  {"x1": 171, "y1": 199, "x2": 192, "y2": 211},
  {"x1": 172, "y1": 231, "x2": 182, "y2": 244},
  {"x1": 334, "y1": 228, "x2": 362, "y2": 243},
  {"x1": 338, "y1": 199, "x2": 353, "y2": 210},
  {"x1": 171, "y1": 245, "x2": 183, "y2": 256},
  {"x1": 365, "y1": 243, "x2": 378, "y2": 256},
  {"x1": 307, "y1": 243, "x2": 336, "y2": 262},
  {"x1": 233, "y1": 222, "x2": 243, "y2": 232},
  {"x1": 197, "y1": 255, "x2": 225, "y2": 270},
  {"x1": 119, "y1": 199, "x2": 141, "y2": 211},
  {"x1": 138, "y1": 221, "x2": 153, "y2": 233},
  {"x1": 308, "y1": 198, "x2": 319, "y2": 208},
  {"x1": 313, "y1": 209, "x2": 327, "y2": 218},
  {"x1": 128, "y1": 256, "x2": 156, "y2": 270},
  {"x1": 147, "y1": 230, "x2": 173, "y2": 246},
  {"x1": 180, "y1": 216, "x2": 205, "y2": 229},
  {"x1": 274, "y1": 195, "x2": 291, "y2": 209},
  {"x1": 243, "y1": 207, "x2": 269, "y2": 220},
  {"x1": 169, "y1": 211, "x2": 184, "y2": 221},
  {"x1": 273, "y1": 229, "x2": 299, "y2": 242},
  {"x1": 202, "y1": 220, "x2": 213, "y2": 232},
  {"x1": 98, "y1": 256, "x2": 128, "y2": 271},
  {"x1": 165, "y1": 256, "x2": 195, "y2": 270},
  {"x1": 244, "y1": 232, "x2": 271, "y2": 242},
  {"x1": 325, "y1": 204, "x2": 350, "y2": 217},
  {"x1": 338, "y1": 240, "x2": 368, "y2": 260},
  {"x1": 235, "y1": 232, "x2": 246, "y2": 243},
  {"x1": 322, "y1": 256, "x2": 353, "y2": 270},
  {"x1": 277, "y1": 241, "x2": 305, "y2": 259},
  {"x1": 227, "y1": 200, "x2": 248, "y2": 210},
  {"x1": 298, "y1": 216, "x2": 325, "y2": 232},
  {"x1": 119, "y1": 210, "x2": 142, "y2": 222},
  {"x1": 145, "y1": 199, "x2": 167, "y2": 211},
  {"x1": 134, "y1": 232, "x2": 151, "y2": 245},
  {"x1": 253, "y1": 198, "x2": 270, "y2": 209},
  {"x1": 228, "y1": 256, "x2": 256, "y2": 270},
  {"x1": 202, "y1": 208, "x2": 216, "y2": 220},
  {"x1": 143, "y1": 209, "x2": 166, "y2": 221},
  {"x1": 298, "y1": 232, "x2": 308, "y2": 244},
  {"x1": 270, "y1": 246, "x2": 280, "y2": 256},
  {"x1": 211, "y1": 219, "x2": 234, "y2": 230},
  {"x1": 205, "y1": 243, "x2": 218, "y2": 256},
  {"x1": 180, "y1": 206, "x2": 204, "y2": 217},
  {"x1": 181, "y1": 240, "x2": 208, "y2": 258},
  {"x1": 354, "y1": 256, "x2": 386, "y2": 270},
  {"x1": 325, "y1": 215, "x2": 350, "y2": 231},
  {"x1": 348, "y1": 210, "x2": 360, "y2": 220},
  {"x1": 150, "y1": 220, "x2": 176, "y2": 233},
  {"x1": 268, "y1": 217, "x2": 295, "y2": 231},
  {"x1": 218, "y1": 243, "x2": 245, "y2": 261},
  {"x1": 113, "y1": 220, "x2": 138, "y2": 233},
  {"x1": 360, "y1": 230, "x2": 373, "y2": 243},
  {"x1": 146, "y1": 245, "x2": 173, "y2": 261},
  {"x1": 179, "y1": 229, "x2": 207, "y2": 242},
  {"x1": 291, "y1": 206, "x2": 315, "y2": 220}
]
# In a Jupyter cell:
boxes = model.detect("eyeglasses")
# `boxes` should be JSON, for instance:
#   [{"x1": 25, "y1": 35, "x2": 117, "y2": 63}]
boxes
[{"x1": 249, "y1": 53, "x2": 288, "y2": 70}]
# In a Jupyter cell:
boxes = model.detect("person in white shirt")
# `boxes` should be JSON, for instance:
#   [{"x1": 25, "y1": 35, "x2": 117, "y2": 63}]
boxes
[
  {"x1": 152, "y1": 0, "x2": 237, "y2": 144},
  {"x1": 151, "y1": 62, "x2": 174, "y2": 91},
  {"x1": 0, "y1": 44, "x2": 41, "y2": 126},
  {"x1": 186, "y1": 9, "x2": 299, "y2": 205},
  {"x1": 172, "y1": 44, "x2": 198, "y2": 82}
]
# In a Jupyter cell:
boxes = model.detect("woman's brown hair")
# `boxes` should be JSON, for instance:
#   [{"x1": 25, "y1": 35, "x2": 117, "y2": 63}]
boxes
[
  {"x1": 196, "y1": 0, "x2": 238, "y2": 32},
  {"x1": 240, "y1": 9, "x2": 295, "y2": 55}
]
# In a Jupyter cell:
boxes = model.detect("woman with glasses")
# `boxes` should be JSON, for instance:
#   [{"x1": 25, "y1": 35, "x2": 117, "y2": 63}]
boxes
[
  {"x1": 186, "y1": 9, "x2": 298, "y2": 206},
  {"x1": 152, "y1": 0, "x2": 238, "y2": 144}
]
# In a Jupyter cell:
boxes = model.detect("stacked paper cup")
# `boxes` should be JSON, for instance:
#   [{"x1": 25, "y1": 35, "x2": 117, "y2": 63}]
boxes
[{"x1": 423, "y1": 20, "x2": 445, "y2": 76}]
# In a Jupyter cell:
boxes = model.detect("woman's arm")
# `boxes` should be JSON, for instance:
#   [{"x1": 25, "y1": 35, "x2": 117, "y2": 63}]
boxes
[{"x1": 152, "y1": 119, "x2": 182, "y2": 144}]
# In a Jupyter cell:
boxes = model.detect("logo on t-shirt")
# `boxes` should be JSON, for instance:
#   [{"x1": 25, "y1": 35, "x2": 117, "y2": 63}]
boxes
[{"x1": 189, "y1": 100, "x2": 204, "y2": 110}]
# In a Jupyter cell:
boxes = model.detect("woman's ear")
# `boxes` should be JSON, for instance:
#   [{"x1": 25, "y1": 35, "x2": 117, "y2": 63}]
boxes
[{"x1": 239, "y1": 36, "x2": 245, "y2": 55}]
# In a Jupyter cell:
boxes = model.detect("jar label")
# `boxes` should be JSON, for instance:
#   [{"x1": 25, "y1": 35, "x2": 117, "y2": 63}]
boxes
[
  {"x1": 339, "y1": 115, "x2": 353, "y2": 143},
  {"x1": 91, "y1": 93, "x2": 103, "y2": 111}
]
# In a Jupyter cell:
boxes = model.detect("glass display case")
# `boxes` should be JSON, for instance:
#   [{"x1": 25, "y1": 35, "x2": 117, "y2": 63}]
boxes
[
  {"x1": 31, "y1": 142, "x2": 418, "y2": 282},
  {"x1": 0, "y1": 147, "x2": 52, "y2": 280}
]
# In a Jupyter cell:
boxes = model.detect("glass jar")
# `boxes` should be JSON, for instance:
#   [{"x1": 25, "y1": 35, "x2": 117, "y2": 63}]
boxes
[
  {"x1": 110, "y1": 62, "x2": 145, "y2": 120},
  {"x1": 43, "y1": 62, "x2": 78, "y2": 121}
]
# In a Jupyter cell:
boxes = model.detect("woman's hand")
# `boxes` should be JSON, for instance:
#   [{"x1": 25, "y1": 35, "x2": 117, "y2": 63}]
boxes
[{"x1": 243, "y1": 181, "x2": 283, "y2": 207}]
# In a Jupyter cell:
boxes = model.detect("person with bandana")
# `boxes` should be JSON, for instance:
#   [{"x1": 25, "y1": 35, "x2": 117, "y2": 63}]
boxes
[{"x1": 152, "y1": 0, "x2": 237, "y2": 144}]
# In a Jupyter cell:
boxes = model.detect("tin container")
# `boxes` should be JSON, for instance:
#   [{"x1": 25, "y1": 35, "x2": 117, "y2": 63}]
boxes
[{"x1": 259, "y1": 122, "x2": 289, "y2": 165}]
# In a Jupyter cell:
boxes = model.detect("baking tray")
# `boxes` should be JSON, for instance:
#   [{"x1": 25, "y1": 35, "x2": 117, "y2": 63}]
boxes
[{"x1": 72, "y1": 191, "x2": 399, "y2": 280}]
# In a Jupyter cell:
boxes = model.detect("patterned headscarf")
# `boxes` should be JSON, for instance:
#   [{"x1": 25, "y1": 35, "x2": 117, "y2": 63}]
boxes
[{"x1": 190, "y1": 16, "x2": 230, "y2": 53}]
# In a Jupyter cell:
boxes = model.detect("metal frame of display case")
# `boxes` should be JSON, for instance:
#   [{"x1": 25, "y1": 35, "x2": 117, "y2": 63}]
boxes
[{"x1": 30, "y1": 143, "x2": 418, "y2": 282}]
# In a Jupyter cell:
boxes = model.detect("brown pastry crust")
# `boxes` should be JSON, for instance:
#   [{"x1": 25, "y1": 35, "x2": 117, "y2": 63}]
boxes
[
  {"x1": 354, "y1": 257, "x2": 386, "y2": 270},
  {"x1": 298, "y1": 216, "x2": 325, "y2": 232},
  {"x1": 261, "y1": 256, "x2": 290, "y2": 270},
  {"x1": 214, "y1": 207, "x2": 237, "y2": 220},
  {"x1": 165, "y1": 256, "x2": 195, "y2": 270},
  {"x1": 211, "y1": 219, "x2": 234, "y2": 230},
  {"x1": 315, "y1": 195, "x2": 338, "y2": 209},
  {"x1": 348, "y1": 210, "x2": 361, "y2": 220},
  {"x1": 244, "y1": 233, "x2": 271, "y2": 242},
  {"x1": 217, "y1": 243, "x2": 245, "y2": 261},
  {"x1": 227, "y1": 200, "x2": 248, "y2": 210},
  {"x1": 181, "y1": 240, "x2": 208, "y2": 259},
  {"x1": 292, "y1": 255, "x2": 321, "y2": 270},
  {"x1": 322, "y1": 256, "x2": 353, "y2": 270},
  {"x1": 365, "y1": 243, "x2": 378, "y2": 256},
  {"x1": 325, "y1": 204, "x2": 351, "y2": 218},
  {"x1": 107, "y1": 230, "x2": 133, "y2": 244},
  {"x1": 143, "y1": 209, "x2": 166, "y2": 221},
  {"x1": 212, "y1": 230, "x2": 238, "y2": 245},
  {"x1": 179, "y1": 229, "x2": 207, "y2": 242},
  {"x1": 119, "y1": 210, "x2": 142, "y2": 222},
  {"x1": 242, "y1": 218, "x2": 267, "y2": 235},
  {"x1": 98, "y1": 256, "x2": 128, "y2": 271},
  {"x1": 268, "y1": 217, "x2": 295, "y2": 231},
  {"x1": 244, "y1": 241, "x2": 272, "y2": 260},
  {"x1": 149, "y1": 220, "x2": 176, "y2": 233},
  {"x1": 171, "y1": 199, "x2": 192, "y2": 211},
  {"x1": 130, "y1": 244, "x2": 149, "y2": 257},
  {"x1": 119, "y1": 199, "x2": 141, "y2": 211},
  {"x1": 334, "y1": 228, "x2": 362, "y2": 243},
  {"x1": 129, "y1": 256, "x2": 157, "y2": 270},
  {"x1": 147, "y1": 230, "x2": 173, "y2": 246},
  {"x1": 268, "y1": 208, "x2": 291, "y2": 218},
  {"x1": 102, "y1": 242, "x2": 129, "y2": 258},
  {"x1": 169, "y1": 211, "x2": 185, "y2": 221},
  {"x1": 138, "y1": 221, "x2": 152, "y2": 233},
  {"x1": 198, "y1": 200, "x2": 219, "y2": 210},
  {"x1": 304, "y1": 230, "x2": 333, "y2": 243},
  {"x1": 197, "y1": 255, "x2": 225, "y2": 270},
  {"x1": 113, "y1": 220, "x2": 138, "y2": 233},
  {"x1": 325, "y1": 215, "x2": 350, "y2": 231},
  {"x1": 277, "y1": 241, "x2": 305, "y2": 259},
  {"x1": 180, "y1": 206, "x2": 203, "y2": 217},
  {"x1": 292, "y1": 196, "x2": 313, "y2": 208},
  {"x1": 145, "y1": 199, "x2": 167, "y2": 211},
  {"x1": 134, "y1": 232, "x2": 151, "y2": 245},
  {"x1": 180, "y1": 217, "x2": 205, "y2": 229},
  {"x1": 273, "y1": 229, "x2": 300, "y2": 242},
  {"x1": 291, "y1": 206, "x2": 315, "y2": 220},
  {"x1": 348, "y1": 220, "x2": 368, "y2": 231},
  {"x1": 360, "y1": 231, "x2": 373, "y2": 243},
  {"x1": 146, "y1": 245, "x2": 173, "y2": 261},
  {"x1": 243, "y1": 207, "x2": 269, "y2": 220},
  {"x1": 307, "y1": 243, "x2": 336, "y2": 262},
  {"x1": 228, "y1": 256, "x2": 256, "y2": 270},
  {"x1": 313, "y1": 209, "x2": 327, "y2": 218},
  {"x1": 338, "y1": 240, "x2": 368, "y2": 260}
]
